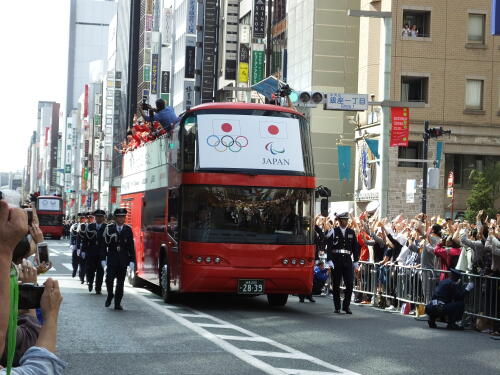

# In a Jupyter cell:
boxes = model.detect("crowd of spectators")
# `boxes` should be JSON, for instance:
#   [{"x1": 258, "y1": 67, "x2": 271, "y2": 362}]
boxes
[
  {"x1": 0, "y1": 192, "x2": 64, "y2": 374},
  {"x1": 311, "y1": 208, "x2": 500, "y2": 335},
  {"x1": 402, "y1": 23, "x2": 419, "y2": 37}
]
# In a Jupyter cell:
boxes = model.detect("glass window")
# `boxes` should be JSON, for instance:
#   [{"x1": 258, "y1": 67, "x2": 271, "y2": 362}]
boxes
[
  {"x1": 181, "y1": 186, "x2": 314, "y2": 245},
  {"x1": 180, "y1": 109, "x2": 314, "y2": 176},
  {"x1": 398, "y1": 141, "x2": 423, "y2": 168},
  {"x1": 167, "y1": 189, "x2": 180, "y2": 242},
  {"x1": 465, "y1": 79, "x2": 484, "y2": 110},
  {"x1": 142, "y1": 188, "x2": 166, "y2": 232},
  {"x1": 39, "y1": 214, "x2": 63, "y2": 226},
  {"x1": 468, "y1": 14, "x2": 485, "y2": 43},
  {"x1": 402, "y1": 10, "x2": 431, "y2": 37},
  {"x1": 401, "y1": 76, "x2": 429, "y2": 103}
]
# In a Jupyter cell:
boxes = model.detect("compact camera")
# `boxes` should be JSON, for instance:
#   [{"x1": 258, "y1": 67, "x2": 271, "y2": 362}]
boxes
[{"x1": 19, "y1": 283, "x2": 45, "y2": 309}]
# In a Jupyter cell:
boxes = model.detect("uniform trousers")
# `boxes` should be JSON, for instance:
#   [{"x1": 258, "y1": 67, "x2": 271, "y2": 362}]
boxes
[
  {"x1": 425, "y1": 300, "x2": 465, "y2": 323},
  {"x1": 106, "y1": 266, "x2": 127, "y2": 306},
  {"x1": 78, "y1": 253, "x2": 87, "y2": 283},
  {"x1": 71, "y1": 249, "x2": 79, "y2": 278},
  {"x1": 86, "y1": 255, "x2": 104, "y2": 292},
  {"x1": 331, "y1": 254, "x2": 354, "y2": 310}
]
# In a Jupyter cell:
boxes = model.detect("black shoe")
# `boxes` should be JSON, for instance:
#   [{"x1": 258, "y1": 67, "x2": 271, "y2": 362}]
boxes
[
  {"x1": 428, "y1": 319, "x2": 437, "y2": 329},
  {"x1": 447, "y1": 322, "x2": 464, "y2": 331},
  {"x1": 88, "y1": 284, "x2": 93, "y2": 292},
  {"x1": 299, "y1": 299, "x2": 304, "y2": 303},
  {"x1": 334, "y1": 309, "x2": 341, "y2": 314},
  {"x1": 354, "y1": 299, "x2": 362, "y2": 303},
  {"x1": 105, "y1": 296, "x2": 113, "y2": 307},
  {"x1": 95, "y1": 290, "x2": 102, "y2": 295},
  {"x1": 114, "y1": 305, "x2": 123, "y2": 311},
  {"x1": 80, "y1": 280, "x2": 85, "y2": 285},
  {"x1": 308, "y1": 297, "x2": 316, "y2": 303},
  {"x1": 343, "y1": 308, "x2": 352, "y2": 315},
  {"x1": 72, "y1": 271, "x2": 76, "y2": 278}
]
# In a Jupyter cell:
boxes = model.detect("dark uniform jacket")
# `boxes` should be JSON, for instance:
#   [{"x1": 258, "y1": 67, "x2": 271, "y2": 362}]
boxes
[
  {"x1": 84, "y1": 222, "x2": 107, "y2": 260},
  {"x1": 105, "y1": 223, "x2": 136, "y2": 269},
  {"x1": 326, "y1": 226, "x2": 360, "y2": 262},
  {"x1": 432, "y1": 279, "x2": 466, "y2": 304},
  {"x1": 69, "y1": 223, "x2": 79, "y2": 247}
]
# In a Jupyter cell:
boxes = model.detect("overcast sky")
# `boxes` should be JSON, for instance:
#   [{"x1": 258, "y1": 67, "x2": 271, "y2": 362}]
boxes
[{"x1": 0, "y1": 0, "x2": 69, "y2": 173}]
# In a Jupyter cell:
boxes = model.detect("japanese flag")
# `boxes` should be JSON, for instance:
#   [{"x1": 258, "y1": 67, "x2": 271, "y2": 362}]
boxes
[
  {"x1": 212, "y1": 119, "x2": 241, "y2": 136},
  {"x1": 259, "y1": 121, "x2": 288, "y2": 139}
]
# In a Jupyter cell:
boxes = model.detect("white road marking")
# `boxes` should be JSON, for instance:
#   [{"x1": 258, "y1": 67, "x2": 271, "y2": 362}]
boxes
[
  {"x1": 129, "y1": 289, "x2": 361, "y2": 375},
  {"x1": 178, "y1": 313, "x2": 211, "y2": 318},
  {"x1": 62, "y1": 263, "x2": 74, "y2": 271},
  {"x1": 216, "y1": 335, "x2": 272, "y2": 342}
]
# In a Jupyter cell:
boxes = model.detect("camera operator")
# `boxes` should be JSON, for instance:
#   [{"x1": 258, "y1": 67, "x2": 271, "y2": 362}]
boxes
[
  {"x1": 0, "y1": 198, "x2": 65, "y2": 374},
  {"x1": 141, "y1": 98, "x2": 179, "y2": 133}
]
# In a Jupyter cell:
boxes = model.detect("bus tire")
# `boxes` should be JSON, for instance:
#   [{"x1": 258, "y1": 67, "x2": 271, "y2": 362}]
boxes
[
  {"x1": 160, "y1": 264, "x2": 177, "y2": 303},
  {"x1": 267, "y1": 293, "x2": 288, "y2": 307}
]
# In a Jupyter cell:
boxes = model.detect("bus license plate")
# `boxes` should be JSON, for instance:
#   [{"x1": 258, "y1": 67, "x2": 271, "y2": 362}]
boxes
[{"x1": 238, "y1": 279, "x2": 264, "y2": 295}]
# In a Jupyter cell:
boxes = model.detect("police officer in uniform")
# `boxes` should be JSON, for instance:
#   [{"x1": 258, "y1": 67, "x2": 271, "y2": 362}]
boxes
[
  {"x1": 103, "y1": 208, "x2": 136, "y2": 310},
  {"x1": 84, "y1": 209, "x2": 107, "y2": 294},
  {"x1": 77, "y1": 213, "x2": 90, "y2": 284},
  {"x1": 325, "y1": 212, "x2": 360, "y2": 314},
  {"x1": 69, "y1": 214, "x2": 83, "y2": 278},
  {"x1": 425, "y1": 268, "x2": 474, "y2": 330}
]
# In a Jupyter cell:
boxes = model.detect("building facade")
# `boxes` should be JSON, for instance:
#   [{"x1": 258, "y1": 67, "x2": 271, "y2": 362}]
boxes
[{"x1": 355, "y1": 0, "x2": 500, "y2": 218}]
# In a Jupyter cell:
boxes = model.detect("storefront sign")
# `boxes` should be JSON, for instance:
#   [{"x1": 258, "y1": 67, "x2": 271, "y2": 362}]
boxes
[
  {"x1": 185, "y1": 45, "x2": 195, "y2": 79},
  {"x1": 253, "y1": 0, "x2": 266, "y2": 38},
  {"x1": 390, "y1": 107, "x2": 410, "y2": 147},
  {"x1": 187, "y1": 0, "x2": 197, "y2": 35},
  {"x1": 251, "y1": 49, "x2": 265, "y2": 85},
  {"x1": 143, "y1": 65, "x2": 151, "y2": 82},
  {"x1": 151, "y1": 54, "x2": 159, "y2": 94},
  {"x1": 161, "y1": 71, "x2": 170, "y2": 93}
]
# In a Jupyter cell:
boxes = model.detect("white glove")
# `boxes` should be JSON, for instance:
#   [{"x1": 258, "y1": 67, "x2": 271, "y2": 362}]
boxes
[
  {"x1": 76, "y1": 249, "x2": 81, "y2": 256},
  {"x1": 327, "y1": 260, "x2": 334, "y2": 269},
  {"x1": 101, "y1": 260, "x2": 107, "y2": 269},
  {"x1": 70, "y1": 244, "x2": 75, "y2": 251},
  {"x1": 353, "y1": 262, "x2": 360, "y2": 271},
  {"x1": 129, "y1": 262, "x2": 135, "y2": 272},
  {"x1": 465, "y1": 282, "x2": 474, "y2": 291}
]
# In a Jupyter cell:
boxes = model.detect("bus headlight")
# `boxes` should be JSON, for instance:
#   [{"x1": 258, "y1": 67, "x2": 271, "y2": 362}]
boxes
[
  {"x1": 291, "y1": 259, "x2": 297, "y2": 265},
  {"x1": 205, "y1": 257, "x2": 212, "y2": 263},
  {"x1": 214, "y1": 257, "x2": 221, "y2": 264},
  {"x1": 196, "y1": 256, "x2": 203, "y2": 263},
  {"x1": 282, "y1": 258, "x2": 289, "y2": 265},
  {"x1": 299, "y1": 259, "x2": 305, "y2": 265}
]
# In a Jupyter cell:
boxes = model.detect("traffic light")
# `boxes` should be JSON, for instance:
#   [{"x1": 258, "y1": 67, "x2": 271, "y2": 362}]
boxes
[
  {"x1": 293, "y1": 91, "x2": 325, "y2": 107},
  {"x1": 426, "y1": 127, "x2": 451, "y2": 139}
]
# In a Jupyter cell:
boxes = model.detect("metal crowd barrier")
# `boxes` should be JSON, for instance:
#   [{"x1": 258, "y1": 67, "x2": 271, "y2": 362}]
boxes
[{"x1": 344, "y1": 262, "x2": 500, "y2": 323}]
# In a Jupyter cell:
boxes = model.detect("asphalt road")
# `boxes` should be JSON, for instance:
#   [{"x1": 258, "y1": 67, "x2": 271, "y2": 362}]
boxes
[{"x1": 41, "y1": 239, "x2": 500, "y2": 375}]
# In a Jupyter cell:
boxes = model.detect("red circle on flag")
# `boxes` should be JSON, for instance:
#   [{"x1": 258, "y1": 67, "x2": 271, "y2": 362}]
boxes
[
  {"x1": 221, "y1": 123, "x2": 232, "y2": 132},
  {"x1": 268, "y1": 125, "x2": 279, "y2": 135}
]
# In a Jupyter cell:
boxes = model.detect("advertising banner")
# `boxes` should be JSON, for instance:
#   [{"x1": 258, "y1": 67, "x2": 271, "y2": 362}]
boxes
[
  {"x1": 161, "y1": 71, "x2": 170, "y2": 93},
  {"x1": 151, "y1": 54, "x2": 159, "y2": 94},
  {"x1": 38, "y1": 198, "x2": 61, "y2": 211},
  {"x1": 197, "y1": 114, "x2": 304, "y2": 172},
  {"x1": 253, "y1": 0, "x2": 266, "y2": 38},
  {"x1": 239, "y1": 62, "x2": 249, "y2": 83},
  {"x1": 251, "y1": 50, "x2": 265, "y2": 85},
  {"x1": 390, "y1": 107, "x2": 410, "y2": 147},
  {"x1": 187, "y1": 0, "x2": 197, "y2": 34},
  {"x1": 143, "y1": 65, "x2": 151, "y2": 82}
]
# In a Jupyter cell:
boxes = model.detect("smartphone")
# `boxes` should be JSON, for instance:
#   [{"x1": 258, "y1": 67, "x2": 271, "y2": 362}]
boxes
[
  {"x1": 25, "y1": 208, "x2": 33, "y2": 226},
  {"x1": 38, "y1": 243, "x2": 49, "y2": 263},
  {"x1": 18, "y1": 284, "x2": 45, "y2": 309}
]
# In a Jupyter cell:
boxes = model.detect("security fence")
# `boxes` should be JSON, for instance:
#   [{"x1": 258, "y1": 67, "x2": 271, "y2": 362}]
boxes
[{"x1": 347, "y1": 261, "x2": 500, "y2": 323}]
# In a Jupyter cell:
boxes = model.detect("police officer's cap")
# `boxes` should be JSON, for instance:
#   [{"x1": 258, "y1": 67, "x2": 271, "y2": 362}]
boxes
[
  {"x1": 93, "y1": 209, "x2": 106, "y2": 216},
  {"x1": 336, "y1": 212, "x2": 349, "y2": 220},
  {"x1": 114, "y1": 208, "x2": 128, "y2": 216},
  {"x1": 77, "y1": 212, "x2": 87, "y2": 217}
]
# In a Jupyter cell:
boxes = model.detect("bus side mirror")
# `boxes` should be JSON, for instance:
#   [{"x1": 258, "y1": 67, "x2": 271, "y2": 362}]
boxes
[{"x1": 320, "y1": 199, "x2": 329, "y2": 217}]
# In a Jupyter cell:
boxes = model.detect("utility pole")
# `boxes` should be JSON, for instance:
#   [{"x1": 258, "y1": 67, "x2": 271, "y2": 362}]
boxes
[{"x1": 421, "y1": 120, "x2": 430, "y2": 214}]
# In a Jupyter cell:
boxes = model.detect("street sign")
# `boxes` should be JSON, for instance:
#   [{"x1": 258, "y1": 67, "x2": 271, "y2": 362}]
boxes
[
  {"x1": 447, "y1": 187, "x2": 454, "y2": 198},
  {"x1": 325, "y1": 93, "x2": 368, "y2": 111},
  {"x1": 447, "y1": 171, "x2": 454, "y2": 188},
  {"x1": 251, "y1": 76, "x2": 282, "y2": 100}
]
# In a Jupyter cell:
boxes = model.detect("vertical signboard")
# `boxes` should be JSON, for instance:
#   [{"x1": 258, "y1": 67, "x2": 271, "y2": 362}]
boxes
[
  {"x1": 151, "y1": 54, "x2": 159, "y2": 94},
  {"x1": 143, "y1": 65, "x2": 151, "y2": 82},
  {"x1": 201, "y1": 0, "x2": 217, "y2": 103},
  {"x1": 225, "y1": 0, "x2": 239, "y2": 80},
  {"x1": 161, "y1": 71, "x2": 170, "y2": 94},
  {"x1": 187, "y1": 0, "x2": 197, "y2": 35},
  {"x1": 184, "y1": 81, "x2": 195, "y2": 108},
  {"x1": 251, "y1": 49, "x2": 265, "y2": 84},
  {"x1": 390, "y1": 107, "x2": 410, "y2": 147},
  {"x1": 493, "y1": 0, "x2": 500, "y2": 35},
  {"x1": 239, "y1": 44, "x2": 250, "y2": 83},
  {"x1": 253, "y1": 0, "x2": 266, "y2": 38},
  {"x1": 185, "y1": 45, "x2": 196, "y2": 79}
]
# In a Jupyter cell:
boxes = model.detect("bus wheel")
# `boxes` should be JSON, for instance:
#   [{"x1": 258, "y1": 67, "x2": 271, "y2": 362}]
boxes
[
  {"x1": 160, "y1": 264, "x2": 177, "y2": 303},
  {"x1": 267, "y1": 294, "x2": 288, "y2": 307}
]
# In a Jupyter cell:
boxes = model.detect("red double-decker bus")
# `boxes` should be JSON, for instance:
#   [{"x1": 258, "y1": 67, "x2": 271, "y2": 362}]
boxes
[
  {"x1": 36, "y1": 195, "x2": 64, "y2": 239},
  {"x1": 121, "y1": 102, "x2": 316, "y2": 306}
]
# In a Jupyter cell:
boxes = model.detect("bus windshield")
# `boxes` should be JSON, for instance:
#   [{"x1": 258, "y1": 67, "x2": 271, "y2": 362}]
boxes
[
  {"x1": 181, "y1": 185, "x2": 314, "y2": 245},
  {"x1": 181, "y1": 109, "x2": 314, "y2": 176},
  {"x1": 38, "y1": 214, "x2": 63, "y2": 226}
]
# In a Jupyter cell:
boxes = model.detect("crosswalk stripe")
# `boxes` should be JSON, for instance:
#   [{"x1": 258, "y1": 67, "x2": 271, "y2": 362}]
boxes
[{"x1": 62, "y1": 263, "x2": 73, "y2": 271}]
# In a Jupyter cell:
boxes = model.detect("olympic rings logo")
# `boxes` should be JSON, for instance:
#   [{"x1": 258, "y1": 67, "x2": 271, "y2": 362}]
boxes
[{"x1": 206, "y1": 135, "x2": 249, "y2": 152}]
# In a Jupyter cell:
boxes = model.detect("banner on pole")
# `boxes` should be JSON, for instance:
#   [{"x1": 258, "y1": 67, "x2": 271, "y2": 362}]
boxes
[
  {"x1": 337, "y1": 145, "x2": 351, "y2": 182},
  {"x1": 390, "y1": 107, "x2": 410, "y2": 147}
]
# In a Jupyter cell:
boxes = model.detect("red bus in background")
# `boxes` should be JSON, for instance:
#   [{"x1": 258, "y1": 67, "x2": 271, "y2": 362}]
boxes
[
  {"x1": 36, "y1": 195, "x2": 64, "y2": 239},
  {"x1": 121, "y1": 102, "x2": 316, "y2": 306}
]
